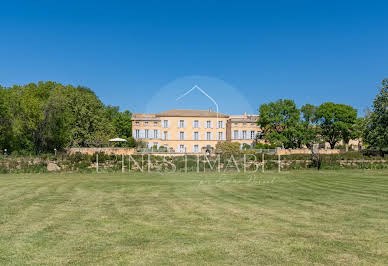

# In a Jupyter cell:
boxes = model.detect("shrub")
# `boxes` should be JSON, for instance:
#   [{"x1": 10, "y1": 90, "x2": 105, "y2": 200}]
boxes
[
  {"x1": 242, "y1": 143, "x2": 251, "y2": 150},
  {"x1": 216, "y1": 142, "x2": 241, "y2": 154},
  {"x1": 254, "y1": 143, "x2": 276, "y2": 149}
]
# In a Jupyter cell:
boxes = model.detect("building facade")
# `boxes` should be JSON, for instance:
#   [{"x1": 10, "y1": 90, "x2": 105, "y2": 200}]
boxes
[{"x1": 132, "y1": 109, "x2": 261, "y2": 153}]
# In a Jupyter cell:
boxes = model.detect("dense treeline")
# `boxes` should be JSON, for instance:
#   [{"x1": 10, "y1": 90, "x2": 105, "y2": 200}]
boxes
[
  {"x1": 257, "y1": 79, "x2": 388, "y2": 151},
  {"x1": 1, "y1": 79, "x2": 387, "y2": 155},
  {"x1": 257, "y1": 100, "x2": 360, "y2": 149},
  {"x1": 0, "y1": 81, "x2": 134, "y2": 154}
]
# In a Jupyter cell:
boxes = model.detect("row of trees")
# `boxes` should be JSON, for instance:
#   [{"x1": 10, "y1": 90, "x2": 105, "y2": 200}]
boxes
[
  {"x1": 1, "y1": 79, "x2": 386, "y2": 154},
  {"x1": 363, "y1": 79, "x2": 388, "y2": 151},
  {"x1": 258, "y1": 79, "x2": 388, "y2": 151},
  {"x1": 0, "y1": 81, "x2": 134, "y2": 154}
]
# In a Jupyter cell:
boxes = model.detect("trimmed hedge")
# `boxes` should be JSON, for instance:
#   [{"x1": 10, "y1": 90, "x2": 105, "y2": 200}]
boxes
[{"x1": 0, "y1": 151, "x2": 386, "y2": 173}]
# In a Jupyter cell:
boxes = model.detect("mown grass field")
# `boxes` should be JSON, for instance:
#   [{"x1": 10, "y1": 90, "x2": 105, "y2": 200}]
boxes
[{"x1": 0, "y1": 170, "x2": 387, "y2": 265}]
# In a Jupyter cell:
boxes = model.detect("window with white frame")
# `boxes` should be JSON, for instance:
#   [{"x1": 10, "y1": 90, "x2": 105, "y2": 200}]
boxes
[
  {"x1": 234, "y1": 122, "x2": 238, "y2": 126},
  {"x1": 163, "y1": 131, "x2": 168, "y2": 140},
  {"x1": 135, "y1": 121, "x2": 139, "y2": 126},
  {"x1": 179, "y1": 120, "x2": 184, "y2": 128},
  {"x1": 233, "y1": 130, "x2": 238, "y2": 139},
  {"x1": 179, "y1": 132, "x2": 184, "y2": 140},
  {"x1": 179, "y1": 145, "x2": 185, "y2": 153},
  {"x1": 193, "y1": 120, "x2": 199, "y2": 128},
  {"x1": 154, "y1": 121, "x2": 158, "y2": 126},
  {"x1": 218, "y1": 120, "x2": 223, "y2": 128},
  {"x1": 135, "y1": 130, "x2": 140, "y2": 138},
  {"x1": 194, "y1": 132, "x2": 199, "y2": 140},
  {"x1": 250, "y1": 131, "x2": 255, "y2": 139},
  {"x1": 206, "y1": 132, "x2": 211, "y2": 140},
  {"x1": 206, "y1": 120, "x2": 211, "y2": 128},
  {"x1": 154, "y1": 130, "x2": 158, "y2": 139},
  {"x1": 145, "y1": 129, "x2": 149, "y2": 138},
  {"x1": 242, "y1": 130, "x2": 247, "y2": 139},
  {"x1": 194, "y1": 145, "x2": 199, "y2": 153},
  {"x1": 163, "y1": 120, "x2": 168, "y2": 128},
  {"x1": 218, "y1": 132, "x2": 223, "y2": 140},
  {"x1": 145, "y1": 121, "x2": 149, "y2": 126}
]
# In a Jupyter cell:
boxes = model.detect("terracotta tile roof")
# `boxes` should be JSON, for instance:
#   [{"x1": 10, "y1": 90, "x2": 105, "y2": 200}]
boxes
[
  {"x1": 156, "y1": 109, "x2": 229, "y2": 118},
  {"x1": 132, "y1": 113, "x2": 156, "y2": 118},
  {"x1": 132, "y1": 113, "x2": 160, "y2": 121},
  {"x1": 229, "y1": 115, "x2": 259, "y2": 123}
]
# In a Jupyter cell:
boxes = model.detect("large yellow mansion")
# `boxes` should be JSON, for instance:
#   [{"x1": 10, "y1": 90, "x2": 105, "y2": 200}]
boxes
[{"x1": 132, "y1": 109, "x2": 261, "y2": 153}]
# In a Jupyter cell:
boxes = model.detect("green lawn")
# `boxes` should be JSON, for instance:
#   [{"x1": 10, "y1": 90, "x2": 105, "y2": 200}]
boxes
[{"x1": 0, "y1": 170, "x2": 387, "y2": 265}]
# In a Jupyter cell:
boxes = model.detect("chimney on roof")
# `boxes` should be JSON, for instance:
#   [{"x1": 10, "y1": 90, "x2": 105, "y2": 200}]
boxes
[
  {"x1": 209, "y1": 107, "x2": 212, "y2": 112},
  {"x1": 244, "y1": 112, "x2": 247, "y2": 116}
]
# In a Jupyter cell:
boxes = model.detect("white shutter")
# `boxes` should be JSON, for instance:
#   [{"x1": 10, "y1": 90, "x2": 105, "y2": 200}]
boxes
[
  {"x1": 158, "y1": 130, "x2": 161, "y2": 139},
  {"x1": 192, "y1": 132, "x2": 194, "y2": 140},
  {"x1": 210, "y1": 121, "x2": 213, "y2": 128},
  {"x1": 198, "y1": 120, "x2": 201, "y2": 128},
  {"x1": 184, "y1": 132, "x2": 186, "y2": 140},
  {"x1": 198, "y1": 132, "x2": 201, "y2": 140},
  {"x1": 184, "y1": 120, "x2": 186, "y2": 128},
  {"x1": 140, "y1": 130, "x2": 144, "y2": 138},
  {"x1": 204, "y1": 121, "x2": 207, "y2": 129},
  {"x1": 192, "y1": 120, "x2": 195, "y2": 128},
  {"x1": 239, "y1": 130, "x2": 242, "y2": 140},
  {"x1": 168, "y1": 132, "x2": 170, "y2": 140},
  {"x1": 132, "y1": 129, "x2": 136, "y2": 138},
  {"x1": 167, "y1": 120, "x2": 170, "y2": 128},
  {"x1": 149, "y1": 130, "x2": 154, "y2": 139}
]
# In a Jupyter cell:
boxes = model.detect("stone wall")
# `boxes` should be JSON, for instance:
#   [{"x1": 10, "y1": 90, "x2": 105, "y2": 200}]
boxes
[
  {"x1": 275, "y1": 148, "x2": 340, "y2": 155},
  {"x1": 67, "y1": 148, "x2": 135, "y2": 156}
]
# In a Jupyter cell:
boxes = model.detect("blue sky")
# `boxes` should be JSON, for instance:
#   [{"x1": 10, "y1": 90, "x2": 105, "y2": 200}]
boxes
[{"x1": 0, "y1": 0, "x2": 387, "y2": 115}]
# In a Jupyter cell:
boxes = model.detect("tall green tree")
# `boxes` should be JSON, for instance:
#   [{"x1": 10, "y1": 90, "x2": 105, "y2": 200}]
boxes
[
  {"x1": 0, "y1": 87, "x2": 11, "y2": 150},
  {"x1": 315, "y1": 102, "x2": 357, "y2": 149},
  {"x1": 258, "y1": 99, "x2": 302, "y2": 148},
  {"x1": 363, "y1": 79, "x2": 388, "y2": 151},
  {"x1": 0, "y1": 81, "x2": 130, "y2": 153},
  {"x1": 112, "y1": 110, "x2": 132, "y2": 138},
  {"x1": 67, "y1": 86, "x2": 115, "y2": 147},
  {"x1": 6, "y1": 82, "x2": 52, "y2": 153},
  {"x1": 300, "y1": 104, "x2": 318, "y2": 148}
]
